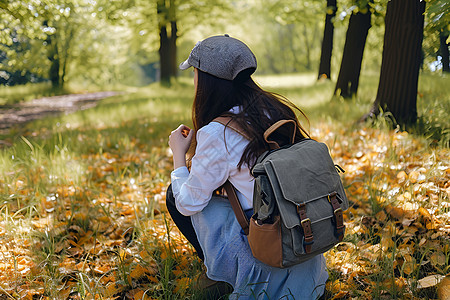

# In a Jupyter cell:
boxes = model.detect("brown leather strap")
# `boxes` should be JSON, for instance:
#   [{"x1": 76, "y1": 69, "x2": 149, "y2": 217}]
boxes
[
  {"x1": 212, "y1": 116, "x2": 250, "y2": 140},
  {"x1": 328, "y1": 192, "x2": 345, "y2": 241},
  {"x1": 223, "y1": 181, "x2": 249, "y2": 235},
  {"x1": 188, "y1": 116, "x2": 247, "y2": 168},
  {"x1": 296, "y1": 203, "x2": 313, "y2": 253},
  {"x1": 263, "y1": 119, "x2": 297, "y2": 150}
]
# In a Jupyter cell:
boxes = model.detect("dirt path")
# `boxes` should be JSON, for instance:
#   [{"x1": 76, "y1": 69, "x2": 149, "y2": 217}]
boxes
[{"x1": 0, "y1": 91, "x2": 118, "y2": 131}]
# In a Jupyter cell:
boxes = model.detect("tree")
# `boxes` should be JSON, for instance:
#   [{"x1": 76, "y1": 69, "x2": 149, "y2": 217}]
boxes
[
  {"x1": 153, "y1": 0, "x2": 233, "y2": 85},
  {"x1": 1, "y1": 0, "x2": 141, "y2": 88},
  {"x1": 0, "y1": 1, "x2": 49, "y2": 83},
  {"x1": 318, "y1": 0, "x2": 337, "y2": 80},
  {"x1": 0, "y1": 32, "x2": 46, "y2": 85},
  {"x1": 1, "y1": 1, "x2": 83, "y2": 88},
  {"x1": 334, "y1": 2, "x2": 372, "y2": 99},
  {"x1": 367, "y1": 0, "x2": 426, "y2": 127}
]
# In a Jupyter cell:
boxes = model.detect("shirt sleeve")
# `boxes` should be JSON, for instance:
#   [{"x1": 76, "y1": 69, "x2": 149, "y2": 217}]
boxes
[{"x1": 170, "y1": 126, "x2": 230, "y2": 216}]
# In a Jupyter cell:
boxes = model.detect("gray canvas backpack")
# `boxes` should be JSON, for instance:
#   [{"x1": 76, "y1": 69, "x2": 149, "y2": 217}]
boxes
[{"x1": 217, "y1": 118, "x2": 349, "y2": 268}]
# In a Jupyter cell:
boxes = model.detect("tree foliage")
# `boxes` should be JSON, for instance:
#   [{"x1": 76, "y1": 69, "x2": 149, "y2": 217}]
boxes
[
  {"x1": 0, "y1": 0, "x2": 151, "y2": 87},
  {"x1": 1, "y1": 1, "x2": 80, "y2": 87},
  {"x1": 424, "y1": 0, "x2": 450, "y2": 72},
  {"x1": 254, "y1": 0, "x2": 324, "y2": 73},
  {"x1": 0, "y1": 0, "x2": 447, "y2": 88}
]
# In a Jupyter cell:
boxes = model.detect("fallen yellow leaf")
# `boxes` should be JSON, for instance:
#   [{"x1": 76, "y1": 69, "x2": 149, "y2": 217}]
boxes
[
  {"x1": 418, "y1": 207, "x2": 432, "y2": 222},
  {"x1": 130, "y1": 264, "x2": 147, "y2": 279},
  {"x1": 416, "y1": 274, "x2": 444, "y2": 289},
  {"x1": 409, "y1": 171, "x2": 420, "y2": 183},
  {"x1": 402, "y1": 255, "x2": 415, "y2": 275},
  {"x1": 438, "y1": 276, "x2": 450, "y2": 300},
  {"x1": 430, "y1": 252, "x2": 446, "y2": 267},
  {"x1": 397, "y1": 171, "x2": 408, "y2": 183}
]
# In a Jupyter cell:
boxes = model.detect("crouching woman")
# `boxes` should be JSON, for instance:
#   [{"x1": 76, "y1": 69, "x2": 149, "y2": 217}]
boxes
[{"x1": 166, "y1": 35, "x2": 328, "y2": 299}]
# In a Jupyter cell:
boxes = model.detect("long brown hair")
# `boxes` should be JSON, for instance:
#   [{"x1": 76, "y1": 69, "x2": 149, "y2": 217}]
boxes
[{"x1": 192, "y1": 69, "x2": 310, "y2": 169}]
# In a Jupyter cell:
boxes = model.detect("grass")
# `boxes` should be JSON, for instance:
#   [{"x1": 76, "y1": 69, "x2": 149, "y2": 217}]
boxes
[
  {"x1": 0, "y1": 82, "x2": 67, "y2": 106},
  {"x1": 0, "y1": 80, "x2": 126, "y2": 106},
  {"x1": 0, "y1": 72, "x2": 449, "y2": 299}
]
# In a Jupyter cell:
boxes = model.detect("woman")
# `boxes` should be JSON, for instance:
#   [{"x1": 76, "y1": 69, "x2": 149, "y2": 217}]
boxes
[{"x1": 166, "y1": 35, "x2": 328, "y2": 299}]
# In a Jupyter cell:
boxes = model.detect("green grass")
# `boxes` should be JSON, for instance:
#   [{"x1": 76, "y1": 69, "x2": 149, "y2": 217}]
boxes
[
  {"x1": 0, "y1": 80, "x2": 126, "y2": 106},
  {"x1": 0, "y1": 82, "x2": 67, "y2": 106}
]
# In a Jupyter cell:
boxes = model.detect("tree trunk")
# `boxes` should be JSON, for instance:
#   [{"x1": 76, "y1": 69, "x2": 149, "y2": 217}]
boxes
[
  {"x1": 318, "y1": 0, "x2": 337, "y2": 80},
  {"x1": 287, "y1": 24, "x2": 299, "y2": 72},
  {"x1": 170, "y1": 20, "x2": 178, "y2": 78},
  {"x1": 278, "y1": 27, "x2": 287, "y2": 73},
  {"x1": 157, "y1": 0, "x2": 177, "y2": 86},
  {"x1": 303, "y1": 24, "x2": 312, "y2": 70},
  {"x1": 334, "y1": 7, "x2": 371, "y2": 98},
  {"x1": 61, "y1": 25, "x2": 75, "y2": 87},
  {"x1": 49, "y1": 44, "x2": 60, "y2": 88},
  {"x1": 47, "y1": 36, "x2": 61, "y2": 88},
  {"x1": 440, "y1": 31, "x2": 450, "y2": 73},
  {"x1": 44, "y1": 21, "x2": 61, "y2": 88},
  {"x1": 369, "y1": 0, "x2": 425, "y2": 127},
  {"x1": 159, "y1": 25, "x2": 171, "y2": 85}
]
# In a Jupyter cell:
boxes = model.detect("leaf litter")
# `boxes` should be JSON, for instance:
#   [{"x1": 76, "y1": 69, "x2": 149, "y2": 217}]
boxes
[{"x1": 0, "y1": 122, "x2": 449, "y2": 299}]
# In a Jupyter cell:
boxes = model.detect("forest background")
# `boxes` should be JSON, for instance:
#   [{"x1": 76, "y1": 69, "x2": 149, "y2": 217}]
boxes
[{"x1": 0, "y1": 0, "x2": 449, "y2": 299}]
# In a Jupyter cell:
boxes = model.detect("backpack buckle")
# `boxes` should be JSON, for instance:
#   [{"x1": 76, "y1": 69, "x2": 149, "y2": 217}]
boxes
[
  {"x1": 334, "y1": 207, "x2": 342, "y2": 215},
  {"x1": 300, "y1": 218, "x2": 311, "y2": 225},
  {"x1": 328, "y1": 192, "x2": 345, "y2": 241},
  {"x1": 327, "y1": 191, "x2": 337, "y2": 203},
  {"x1": 296, "y1": 203, "x2": 305, "y2": 215},
  {"x1": 297, "y1": 203, "x2": 314, "y2": 253}
]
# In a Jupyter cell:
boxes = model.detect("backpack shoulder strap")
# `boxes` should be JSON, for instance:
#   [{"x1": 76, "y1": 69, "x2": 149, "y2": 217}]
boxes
[
  {"x1": 212, "y1": 116, "x2": 250, "y2": 140},
  {"x1": 263, "y1": 119, "x2": 297, "y2": 150},
  {"x1": 223, "y1": 181, "x2": 249, "y2": 235},
  {"x1": 212, "y1": 116, "x2": 250, "y2": 235},
  {"x1": 187, "y1": 116, "x2": 248, "y2": 167}
]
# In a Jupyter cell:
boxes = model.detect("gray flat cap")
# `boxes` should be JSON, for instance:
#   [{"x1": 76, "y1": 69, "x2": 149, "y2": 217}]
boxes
[{"x1": 179, "y1": 34, "x2": 257, "y2": 81}]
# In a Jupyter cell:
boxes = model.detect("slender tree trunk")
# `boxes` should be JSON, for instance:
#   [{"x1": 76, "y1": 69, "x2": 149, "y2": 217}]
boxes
[
  {"x1": 369, "y1": 0, "x2": 425, "y2": 127},
  {"x1": 61, "y1": 26, "x2": 74, "y2": 87},
  {"x1": 49, "y1": 45, "x2": 60, "y2": 88},
  {"x1": 334, "y1": 7, "x2": 371, "y2": 98},
  {"x1": 170, "y1": 20, "x2": 178, "y2": 77},
  {"x1": 303, "y1": 24, "x2": 312, "y2": 70},
  {"x1": 318, "y1": 0, "x2": 337, "y2": 80},
  {"x1": 440, "y1": 31, "x2": 450, "y2": 73},
  {"x1": 159, "y1": 25, "x2": 171, "y2": 85},
  {"x1": 45, "y1": 21, "x2": 61, "y2": 88},
  {"x1": 278, "y1": 27, "x2": 287, "y2": 73},
  {"x1": 287, "y1": 24, "x2": 299, "y2": 72}
]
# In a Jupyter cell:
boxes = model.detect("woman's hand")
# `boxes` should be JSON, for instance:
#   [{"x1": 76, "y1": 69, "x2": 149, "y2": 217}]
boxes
[{"x1": 169, "y1": 124, "x2": 194, "y2": 169}]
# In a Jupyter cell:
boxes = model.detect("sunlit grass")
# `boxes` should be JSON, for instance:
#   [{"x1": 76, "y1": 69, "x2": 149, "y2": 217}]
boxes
[
  {"x1": 254, "y1": 72, "x2": 317, "y2": 88},
  {"x1": 0, "y1": 80, "x2": 199, "y2": 298},
  {"x1": 0, "y1": 82, "x2": 67, "y2": 106}
]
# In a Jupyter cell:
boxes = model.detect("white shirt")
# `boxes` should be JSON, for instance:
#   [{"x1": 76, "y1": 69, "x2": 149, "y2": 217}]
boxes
[{"x1": 171, "y1": 120, "x2": 254, "y2": 216}]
